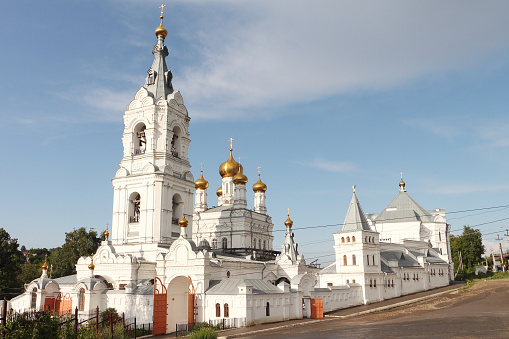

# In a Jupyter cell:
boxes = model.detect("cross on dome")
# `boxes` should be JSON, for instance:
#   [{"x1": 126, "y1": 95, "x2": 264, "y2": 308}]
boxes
[
  {"x1": 352, "y1": 185, "x2": 356, "y2": 193},
  {"x1": 159, "y1": 4, "x2": 166, "y2": 16},
  {"x1": 228, "y1": 138, "x2": 234, "y2": 150},
  {"x1": 257, "y1": 166, "x2": 261, "y2": 175}
]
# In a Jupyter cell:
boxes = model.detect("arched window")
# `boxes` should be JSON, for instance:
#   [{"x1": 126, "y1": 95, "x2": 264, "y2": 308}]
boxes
[
  {"x1": 341, "y1": 237, "x2": 345, "y2": 243},
  {"x1": 370, "y1": 279, "x2": 373, "y2": 287},
  {"x1": 352, "y1": 279, "x2": 356, "y2": 283},
  {"x1": 365, "y1": 236, "x2": 368, "y2": 243},
  {"x1": 79, "y1": 288, "x2": 85, "y2": 311},
  {"x1": 352, "y1": 255, "x2": 356, "y2": 265},
  {"x1": 215, "y1": 303, "x2": 221, "y2": 317},
  {"x1": 222, "y1": 238, "x2": 228, "y2": 249},
  {"x1": 367, "y1": 255, "x2": 370, "y2": 265},
  {"x1": 343, "y1": 255, "x2": 347, "y2": 266},
  {"x1": 227, "y1": 271, "x2": 230, "y2": 278},
  {"x1": 346, "y1": 236, "x2": 350, "y2": 243},
  {"x1": 129, "y1": 193, "x2": 141, "y2": 223},
  {"x1": 373, "y1": 255, "x2": 376, "y2": 265},
  {"x1": 171, "y1": 194, "x2": 183, "y2": 225},
  {"x1": 266, "y1": 302, "x2": 270, "y2": 316},
  {"x1": 258, "y1": 239, "x2": 261, "y2": 249},
  {"x1": 253, "y1": 238, "x2": 256, "y2": 249},
  {"x1": 224, "y1": 303, "x2": 229, "y2": 318},
  {"x1": 133, "y1": 123, "x2": 146, "y2": 155},
  {"x1": 352, "y1": 236, "x2": 356, "y2": 242},
  {"x1": 374, "y1": 280, "x2": 377, "y2": 287},
  {"x1": 171, "y1": 126, "x2": 182, "y2": 158},
  {"x1": 263, "y1": 240, "x2": 266, "y2": 250},
  {"x1": 31, "y1": 288, "x2": 37, "y2": 309},
  {"x1": 212, "y1": 239, "x2": 217, "y2": 249}
]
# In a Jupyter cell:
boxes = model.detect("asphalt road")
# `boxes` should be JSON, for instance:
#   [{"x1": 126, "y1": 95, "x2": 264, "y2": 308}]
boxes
[{"x1": 242, "y1": 280, "x2": 509, "y2": 339}]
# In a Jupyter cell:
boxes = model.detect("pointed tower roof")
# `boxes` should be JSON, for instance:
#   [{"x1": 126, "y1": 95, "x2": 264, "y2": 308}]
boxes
[
  {"x1": 144, "y1": 5, "x2": 174, "y2": 100},
  {"x1": 341, "y1": 186, "x2": 371, "y2": 232},
  {"x1": 375, "y1": 176, "x2": 432, "y2": 223}
]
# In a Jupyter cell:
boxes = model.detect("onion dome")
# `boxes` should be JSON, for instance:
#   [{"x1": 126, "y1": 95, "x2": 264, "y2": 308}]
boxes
[
  {"x1": 179, "y1": 214, "x2": 189, "y2": 228},
  {"x1": 41, "y1": 254, "x2": 48, "y2": 270},
  {"x1": 104, "y1": 224, "x2": 110, "y2": 240},
  {"x1": 284, "y1": 213, "x2": 293, "y2": 228},
  {"x1": 195, "y1": 170, "x2": 209, "y2": 190},
  {"x1": 252, "y1": 174, "x2": 267, "y2": 193},
  {"x1": 88, "y1": 254, "x2": 95, "y2": 270},
  {"x1": 216, "y1": 186, "x2": 222, "y2": 197},
  {"x1": 233, "y1": 166, "x2": 248, "y2": 185},
  {"x1": 155, "y1": 12, "x2": 168, "y2": 38},
  {"x1": 219, "y1": 149, "x2": 242, "y2": 178},
  {"x1": 399, "y1": 172, "x2": 406, "y2": 189}
]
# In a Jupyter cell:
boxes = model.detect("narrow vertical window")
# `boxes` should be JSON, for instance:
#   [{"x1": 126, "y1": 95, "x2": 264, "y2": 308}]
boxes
[
  {"x1": 79, "y1": 288, "x2": 85, "y2": 311},
  {"x1": 222, "y1": 238, "x2": 228, "y2": 249},
  {"x1": 352, "y1": 255, "x2": 356, "y2": 265},
  {"x1": 341, "y1": 237, "x2": 345, "y2": 243},
  {"x1": 343, "y1": 255, "x2": 347, "y2": 266},
  {"x1": 224, "y1": 303, "x2": 229, "y2": 318},
  {"x1": 346, "y1": 236, "x2": 350, "y2": 243},
  {"x1": 212, "y1": 239, "x2": 217, "y2": 249},
  {"x1": 216, "y1": 303, "x2": 221, "y2": 317},
  {"x1": 31, "y1": 288, "x2": 37, "y2": 309},
  {"x1": 352, "y1": 236, "x2": 356, "y2": 242},
  {"x1": 266, "y1": 302, "x2": 270, "y2": 316}
]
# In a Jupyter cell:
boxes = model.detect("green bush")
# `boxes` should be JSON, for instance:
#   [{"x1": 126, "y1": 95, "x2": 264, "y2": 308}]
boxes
[
  {"x1": 190, "y1": 327, "x2": 218, "y2": 339},
  {"x1": 193, "y1": 322, "x2": 210, "y2": 332},
  {"x1": 0, "y1": 311, "x2": 59, "y2": 339}
]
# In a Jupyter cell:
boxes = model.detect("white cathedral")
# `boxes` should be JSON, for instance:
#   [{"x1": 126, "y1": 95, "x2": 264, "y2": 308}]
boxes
[{"x1": 10, "y1": 10, "x2": 453, "y2": 334}]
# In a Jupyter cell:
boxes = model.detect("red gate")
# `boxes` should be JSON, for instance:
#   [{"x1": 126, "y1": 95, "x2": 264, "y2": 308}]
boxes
[
  {"x1": 55, "y1": 293, "x2": 72, "y2": 316},
  {"x1": 153, "y1": 277, "x2": 167, "y2": 334},
  {"x1": 310, "y1": 298, "x2": 323, "y2": 319}
]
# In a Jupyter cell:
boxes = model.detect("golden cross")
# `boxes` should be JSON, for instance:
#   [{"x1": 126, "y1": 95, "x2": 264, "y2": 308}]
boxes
[
  {"x1": 352, "y1": 185, "x2": 356, "y2": 193},
  {"x1": 287, "y1": 208, "x2": 290, "y2": 216},
  {"x1": 182, "y1": 204, "x2": 185, "y2": 216},
  {"x1": 257, "y1": 166, "x2": 261, "y2": 175},
  {"x1": 200, "y1": 163, "x2": 204, "y2": 171},
  {"x1": 237, "y1": 156, "x2": 242, "y2": 164},
  {"x1": 106, "y1": 223, "x2": 109, "y2": 229},
  {"x1": 228, "y1": 138, "x2": 234, "y2": 150},
  {"x1": 400, "y1": 172, "x2": 403, "y2": 180},
  {"x1": 159, "y1": 4, "x2": 166, "y2": 16}
]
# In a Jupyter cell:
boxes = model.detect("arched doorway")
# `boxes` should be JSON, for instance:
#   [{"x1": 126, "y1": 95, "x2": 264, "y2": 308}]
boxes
[{"x1": 166, "y1": 276, "x2": 189, "y2": 333}]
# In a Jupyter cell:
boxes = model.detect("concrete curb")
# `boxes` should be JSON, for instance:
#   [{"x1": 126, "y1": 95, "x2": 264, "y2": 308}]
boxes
[{"x1": 219, "y1": 285, "x2": 465, "y2": 338}]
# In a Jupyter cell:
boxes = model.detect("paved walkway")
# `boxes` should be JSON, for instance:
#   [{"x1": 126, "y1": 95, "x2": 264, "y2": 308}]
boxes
[{"x1": 152, "y1": 282, "x2": 466, "y2": 339}]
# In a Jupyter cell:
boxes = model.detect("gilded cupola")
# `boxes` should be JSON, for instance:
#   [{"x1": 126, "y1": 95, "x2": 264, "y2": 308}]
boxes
[
  {"x1": 284, "y1": 212, "x2": 293, "y2": 228},
  {"x1": 216, "y1": 186, "x2": 222, "y2": 197},
  {"x1": 252, "y1": 173, "x2": 267, "y2": 193},
  {"x1": 195, "y1": 169, "x2": 209, "y2": 190},
  {"x1": 155, "y1": 4, "x2": 168, "y2": 38},
  {"x1": 219, "y1": 148, "x2": 242, "y2": 178},
  {"x1": 233, "y1": 158, "x2": 248, "y2": 185}
]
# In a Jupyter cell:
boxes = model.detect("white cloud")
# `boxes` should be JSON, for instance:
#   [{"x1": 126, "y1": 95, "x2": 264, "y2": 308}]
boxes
[
  {"x1": 304, "y1": 157, "x2": 356, "y2": 173},
  {"x1": 80, "y1": 88, "x2": 135, "y2": 121},
  {"x1": 402, "y1": 118, "x2": 463, "y2": 138},
  {"x1": 172, "y1": 1, "x2": 509, "y2": 119}
]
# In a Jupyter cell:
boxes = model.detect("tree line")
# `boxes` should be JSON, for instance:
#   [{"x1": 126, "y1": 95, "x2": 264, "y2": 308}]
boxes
[{"x1": 0, "y1": 227, "x2": 102, "y2": 300}]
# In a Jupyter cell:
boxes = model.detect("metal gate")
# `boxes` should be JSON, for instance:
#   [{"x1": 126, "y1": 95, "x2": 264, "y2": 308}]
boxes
[{"x1": 153, "y1": 277, "x2": 167, "y2": 334}]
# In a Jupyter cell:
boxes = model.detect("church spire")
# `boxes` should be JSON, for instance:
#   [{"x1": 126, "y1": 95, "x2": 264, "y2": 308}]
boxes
[
  {"x1": 145, "y1": 4, "x2": 174, "y2": 100},
  {"x1": 341, "y1": 186, "x2": 371, "y2": 232}
]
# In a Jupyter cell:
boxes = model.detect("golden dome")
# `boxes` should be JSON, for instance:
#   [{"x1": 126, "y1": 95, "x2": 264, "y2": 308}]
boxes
[
  {"x1": 88, "y1": 254, "x2": 95, "y2": 270},
  {"x1": 178, "y1": 214, "x2": 189, "y2": 228},
  {"x1": 104, "y1": 224, "x2": 110, "y2": 240},
  {"x1": 219, "y1": 149, "x2": 242, "y2": 178},
  {"x1": 233, "y1": 166, "x2": 248, "y2": 185},
  {"x1": 284, "y1": 213, "x2": 293, "y2": 228},
  {"x1": 252, "y1": 174, "x2": 267, "y2": 193},
  {"x1": 216, "y1": 186, "x2": 222, "y2": 197},
  {"x1": 155, "y1": 15, "x2": 168, "y2": 38},
  {"x1": 399, "y1": 172, "x2": 406, "y2": 189},
  {"x1": 41, "y1": 254, "x2": 48, "y2": 270},
  {"x1": 195, "y1": 170, "x2": 209, "y2": 190}
]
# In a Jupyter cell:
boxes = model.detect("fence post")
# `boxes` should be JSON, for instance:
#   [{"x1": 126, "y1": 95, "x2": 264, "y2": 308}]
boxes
[
  {"x1": 110, "y1": 311, "x2": 113, "y2": 339},
  {"x1": 96, "y1": 306, "x2": 99, "y2": 333},
  {"x1": 74, "y1": 307, "x2": 78, "y2": 335},
  {"x1": 223, "y1": 318, "x2": 225, "y2": 330},
  {"x1": 175, "y1": 323, "x2": 177, "y2": 338},
  {"x1": 134, "y1": 318, "x2": 137, "y2": 339}
]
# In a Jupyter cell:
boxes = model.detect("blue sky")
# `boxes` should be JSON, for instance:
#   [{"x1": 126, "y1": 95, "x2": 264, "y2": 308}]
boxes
[{"x1": 2, "y1": 1, "x2": 509, "y2": 265}]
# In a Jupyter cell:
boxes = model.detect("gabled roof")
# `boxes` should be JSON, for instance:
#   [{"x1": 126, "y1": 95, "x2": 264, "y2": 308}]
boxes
[
  {"x1": 375, "y1": 190, "x2": 432, "y2": 223},
  {"x1": 341, "y1": 193, "x2": 371, "y2": 232}
]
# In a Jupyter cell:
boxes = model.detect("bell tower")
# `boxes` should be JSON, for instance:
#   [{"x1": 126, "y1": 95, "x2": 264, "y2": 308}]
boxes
[{"x1": 110, "y1": 7, "x2": 195, "y2": 259}]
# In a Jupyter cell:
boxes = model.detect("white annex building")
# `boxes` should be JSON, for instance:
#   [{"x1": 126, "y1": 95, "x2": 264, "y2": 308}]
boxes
[{"x1": 10, "y1": 10, "x2": 453, "y2": 334}]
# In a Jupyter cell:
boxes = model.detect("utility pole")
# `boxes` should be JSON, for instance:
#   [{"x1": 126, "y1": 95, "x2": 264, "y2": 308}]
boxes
[
  {"x1": 497, "y1": 235, "x2": 505, "y2": 273},
  {"x1": 491, "y1": 247, "x2": 497, "y2": 273},
  {"x1": 455, "y1": 251, "x2": 464, "y2": 279}
]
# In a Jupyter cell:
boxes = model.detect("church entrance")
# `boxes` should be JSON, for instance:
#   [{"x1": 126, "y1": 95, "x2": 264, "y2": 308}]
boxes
[{"x1": 166, "y1": 276, "x2": 194, "y2": 333}]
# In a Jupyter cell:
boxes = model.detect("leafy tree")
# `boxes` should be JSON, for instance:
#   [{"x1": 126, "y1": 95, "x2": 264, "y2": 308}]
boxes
[
  {"x1": 18, "y1": 248, "x2": 51, "y2": 285},
  {"x1": 0, "y1": 228, "x2": 22, "y2": 299},
  {"x1": 49, "y1": 227, "x2": 100, "y2": 278},
  {"x1": 450, "y1": 225, "x2": 485, "y2": 275}
]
